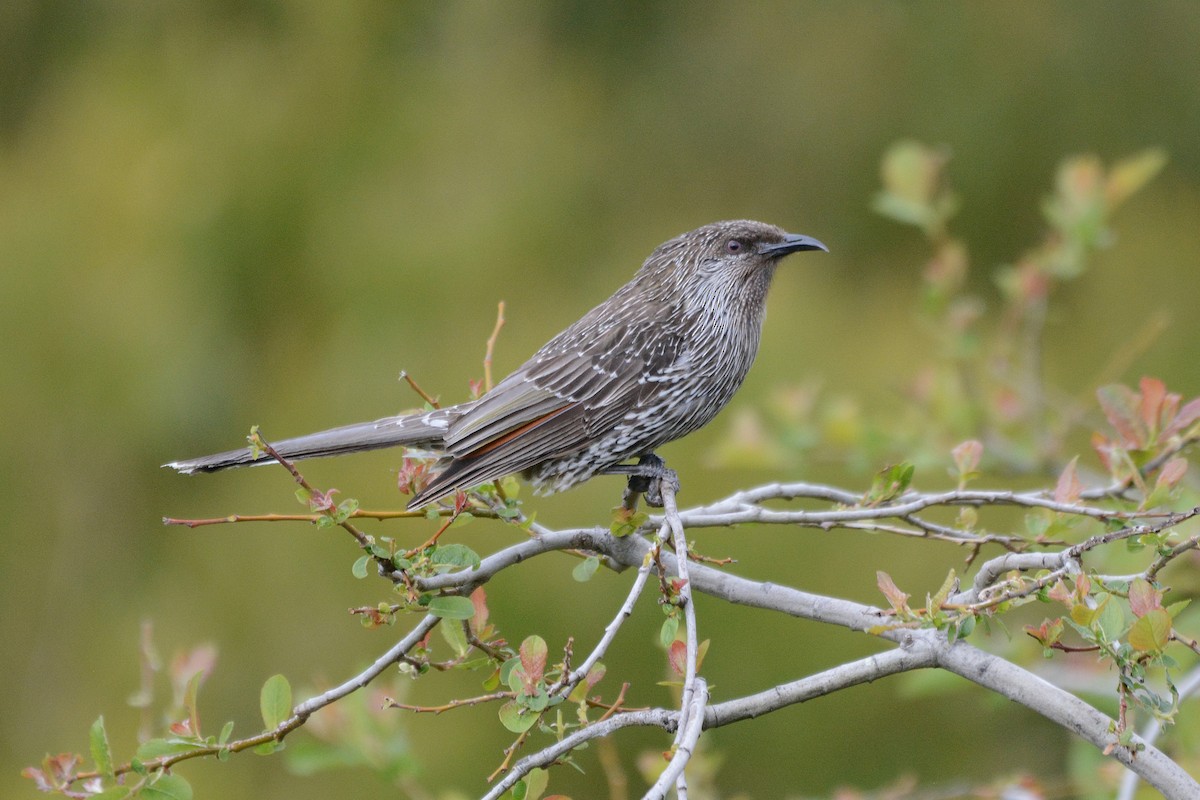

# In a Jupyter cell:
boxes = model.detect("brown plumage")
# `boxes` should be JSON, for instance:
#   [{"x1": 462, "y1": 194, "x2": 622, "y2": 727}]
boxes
[{"x1": 166, "y1": 220, "x2": 827, "y2": 508}]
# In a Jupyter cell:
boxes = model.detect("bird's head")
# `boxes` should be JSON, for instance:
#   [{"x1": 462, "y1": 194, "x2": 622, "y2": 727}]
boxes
[{"x1": 641, "y1": 220, "x2": 827, "y2": 307}]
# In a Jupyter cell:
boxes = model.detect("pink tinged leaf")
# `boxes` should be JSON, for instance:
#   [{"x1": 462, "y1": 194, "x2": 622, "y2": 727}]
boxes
[
  {"x1": 1164, "y1": 397, "x2": 1200, "y2": 439},
  {"x1": 1156, "y1": 458, "x2": 1188, "y2": 491},
  {"x1": 1024, "y1": 618, "x2": 1064, "y2": 647},
  {"x1": 1054, "y1": 456, "x2": 1082, "y2": 505},
  {"x1": 23, "y1": 753, "x2": 80, "y2": 791},
  {"x1": 170, "y1": 644, "x2": 217, "y2": 687},
  {"x1": 584, "y1": 663, "x2": 606, "y2": 689},
  {"x1": 519, "y1": 635, "x2": 548, "y2": 686},
  {"x1": 308, "y1": 488, "x2": 338, "y2": 512},
  {"x1": 876, "y1": 571, "x2": 910, "y2": 612},
  {"x1": 469, "y1": 586, "x2": 489, "y2": 635},
  {"x1": 1097, "y1": 384, "x2": 1147, "y2": 448},
  {"x1": 952, "y1": 439, "x2": 983, "y2": 475},
  {"x1": 1091, "y1": 432, "x2": 1115, "y2": 473},
  {"x1": 667, "y1": 640, "x2": 687, "y2": 677},
  {"x1": 1138, "y1": 376, "x2": 1167, "y2": 433},
  {"x1": 1047, "y1": 579, "x2": 1073, "y2": 606},
  {"x1": 1128, "y1": 578, "x2": 1163, "y2": 618}
]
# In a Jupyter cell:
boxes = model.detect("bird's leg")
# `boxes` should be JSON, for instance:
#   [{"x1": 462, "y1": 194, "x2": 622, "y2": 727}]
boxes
[{"x1": 604, "y1": 453, "x2": 679, "y2": 509}]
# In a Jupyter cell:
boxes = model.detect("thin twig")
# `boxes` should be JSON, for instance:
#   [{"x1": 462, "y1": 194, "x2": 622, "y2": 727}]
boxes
[
  {"x1": 484, "y1": 300, "x2": 506, "y2": 393},
  {"x1": 399, "y1": 370, "x2": 440, "y2": 408}
]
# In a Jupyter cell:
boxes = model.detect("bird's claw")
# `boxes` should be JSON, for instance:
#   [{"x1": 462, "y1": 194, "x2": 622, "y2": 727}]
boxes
[{"x1": 620, "y1": 454, "x2": 679, "y2": 508}]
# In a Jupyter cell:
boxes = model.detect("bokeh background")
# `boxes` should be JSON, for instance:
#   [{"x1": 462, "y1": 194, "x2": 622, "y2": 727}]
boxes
[{"x1": 4, "y1": 3, "x2": 1200, "y2": 798}]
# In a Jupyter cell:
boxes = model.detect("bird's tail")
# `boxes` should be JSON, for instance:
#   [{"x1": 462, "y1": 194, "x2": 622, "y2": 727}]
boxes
[{"x1": 165, "y1": 409, "x2": 456, "y2": 474}]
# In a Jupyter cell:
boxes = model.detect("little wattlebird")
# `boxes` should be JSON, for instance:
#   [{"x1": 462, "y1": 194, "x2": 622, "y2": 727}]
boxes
[{"x1": 167, "y1": 220, "x2": 827, "y2": 508}]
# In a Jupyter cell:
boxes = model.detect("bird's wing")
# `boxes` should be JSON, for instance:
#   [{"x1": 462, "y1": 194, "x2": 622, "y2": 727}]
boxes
[{"x1": 408, "y1": 309, "x2": 687, "y2": 505}]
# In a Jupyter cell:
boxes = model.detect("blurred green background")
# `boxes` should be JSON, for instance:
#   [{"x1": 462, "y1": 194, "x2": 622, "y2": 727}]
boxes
[{"x1": 4, "y1": 3, "x2": 1200, "y2": 798}]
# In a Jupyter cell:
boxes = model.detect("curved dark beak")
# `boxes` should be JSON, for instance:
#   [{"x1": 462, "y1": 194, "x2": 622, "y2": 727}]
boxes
[{"x1": 760, "y1": 232, "x2": 828, "y2": 257}]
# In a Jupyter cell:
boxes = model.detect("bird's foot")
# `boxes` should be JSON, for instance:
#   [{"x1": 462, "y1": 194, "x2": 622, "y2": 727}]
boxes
[{"x1": 606, "y1": 454, "x2": 679, "y2": 509}]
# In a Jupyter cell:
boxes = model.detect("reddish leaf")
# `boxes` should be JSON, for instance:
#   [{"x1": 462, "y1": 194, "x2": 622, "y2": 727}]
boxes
[
  {"x1": 1024, "y1": 618, "x2": 1064, "y2": 648},
  {"x1": 1138, "y1": 376, "x2": 1167, "y2": 434},
  {"x1": 1164, "y1": 397, "x2": 1200, "y2": 439},
  {"x1": 1156, "y1": 457, "x2": 1188, "y2": 491},
  {"x1": 584, "y1": 663, "x2": 606, "y2": 689},
  {"x1": 308, "y1": 488, "x2": 338, "y2": 512},
  {"x1": 1054, "y1": 456, "x2": 1082, "y2": 505},
  {"x1": 1128, "y1": 578, "x2": 1162, "y2": 618},
  {"x1": 667, "y1": 640, "x2": 687, "y2": 677},
  {"x1": 170, "y1": 645, "x2": 217, "y2": 692},
  {"x1": 519, "y1": 635, "x2": 548, "y2": 686},
  {"x1": 1046, "y1": 579, "x2": 1073, "y2": 606},
  {"x1": 1091, "y1": 432, "x2": 1115, "y2": 473},
  {"x1": 876, "y1": 571, "x2": 910, "y2": 613},
  {"x1": 396, "y1": 457, "x2": 432, "y2": 496},
  {"x1": 469, "y1": 586, "x2": 489, "y2": 635},
  {"x1": 22, "y1": 753, "x2": 79, "y2": 792},
  {"x1": 1097, "y1": 384, "x2": 1146, "y2": 448}
]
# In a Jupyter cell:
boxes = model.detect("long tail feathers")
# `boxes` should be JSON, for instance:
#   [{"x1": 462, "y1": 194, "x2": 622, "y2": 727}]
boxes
[{"x1": 164, "y1": 412, "x2": 451, "y2": 474}]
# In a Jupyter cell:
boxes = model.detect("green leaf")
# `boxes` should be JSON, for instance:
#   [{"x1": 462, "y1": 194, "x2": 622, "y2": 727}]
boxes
[
  {"x1": 427, "y1": 594, "x2": 472, "y2": 618},
  {"x1": 351, "y1": 554, "x2": 371, "y2": 579},
  {"x1": 260, "y1": 674, "x2": 292, "y2": 730},
  {"x1": 610, "y1": 507, "x2": 649, "y2": 537},
  {"x1": 1129, "y1": 608, "x2": 1172, "y2": 653},
  {"x1": 428, "y1": 595, "x2": 477, "y2": 619},
  {"x1": 524, "y1": 686, "x2": 550, "y2": 713},
  {"x1": 182, "y1": 671, "x2": 203, "y2": 738},
  {"x1": 1095, "y1": 596, "x2": 1129, "y2": 643},
  {"x1": 1167, "y1": 599, "x2": 1192, "y2": 619},
  {"x1": 430, "y1": 543, "x2": 481, "y2": 570},
  {"x1": 498, "y1": 700, "x2": 539, "y2": 733},
  {"x1": 659, "y1": 614, "x2": 679, "y2": 647},
  {"x1": 440, "y1": 618, "x2": 469, "y2": 657},
  {"x1": 333, "y1": 497, "x2": 360, "y2": 524},
  {"x1": 218, "y1": 720, "x2": 234, "y2": 746},
  {"x1": 928, "y1": 568, "x2": 957, "y2": 609},
  {"x1": 864, "y1": 462, "x2": 914, "y2": 505},
  {"x1": 572, "y1": 555, "x2": 600, "y2": 582},
  {"x1": 523, "y1": 767, "x2": 549, "y2": 800},
  {"x1": 90, "y1": 715, "x2": 114, "y2": 778},
  {"x1": 499, "y1": 656, "x2": 519, "y2": 687},
  {"x1": 1106, "y1": 148, "x2": 1167, "y2": 210},
  {"x1": 141, "y1": 773, "x2": 193, "y2": 800}
]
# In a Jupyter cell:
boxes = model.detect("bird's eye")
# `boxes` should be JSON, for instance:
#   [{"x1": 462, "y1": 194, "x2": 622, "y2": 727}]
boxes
[{"x1": 725, "y1": 239, "x2": 744, "y2": 254}]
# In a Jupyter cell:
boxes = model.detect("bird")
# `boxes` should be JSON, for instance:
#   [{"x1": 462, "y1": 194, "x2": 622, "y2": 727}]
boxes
[{"x1": 166, "y1": 220, "x2": 827, "y2": 509}]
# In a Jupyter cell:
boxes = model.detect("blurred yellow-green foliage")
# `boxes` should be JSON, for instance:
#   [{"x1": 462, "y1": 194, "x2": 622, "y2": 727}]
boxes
[{"x1": 4, "y1": 3, "x2": 1200, "y2": 798}]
